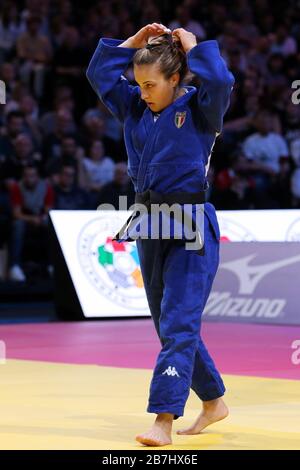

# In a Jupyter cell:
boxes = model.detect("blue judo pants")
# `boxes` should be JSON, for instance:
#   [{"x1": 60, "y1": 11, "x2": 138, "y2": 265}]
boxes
[{"x1": 136, "y1": 212, "x2": 225, "y2": 419}]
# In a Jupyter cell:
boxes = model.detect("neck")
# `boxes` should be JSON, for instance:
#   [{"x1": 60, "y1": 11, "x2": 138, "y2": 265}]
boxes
[
  {"x1": 173, "y1": 87, "x2": 180, "y2": 102},
  {"x1": 173, "y1": 86, "x2": 186, "y2": 102}
]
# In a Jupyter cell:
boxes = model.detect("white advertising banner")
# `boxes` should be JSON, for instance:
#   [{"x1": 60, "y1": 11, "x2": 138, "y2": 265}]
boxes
[
  {"x1": 50, "y1": 209, "x2": 300, "y2": 321},
  {"x1": 217, "y1": 210, "x2": 300, "y2": 242}
]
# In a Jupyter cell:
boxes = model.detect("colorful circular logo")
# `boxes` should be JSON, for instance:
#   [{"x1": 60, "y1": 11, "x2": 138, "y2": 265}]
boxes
[{"x1": 77, "y1": 216, "x2": 148, "y2": 312}]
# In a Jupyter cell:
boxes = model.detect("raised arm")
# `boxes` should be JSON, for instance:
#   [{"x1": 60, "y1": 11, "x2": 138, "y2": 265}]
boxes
[
  {"x1": 86, "y1": 23, "x2": 171, "y2": 123},
  {"x1": 86, "y1": 38, "x2": 138, "y2": 123},
  {"x1": 173, "y1": 28, "x2": 235, "y2": 133}
]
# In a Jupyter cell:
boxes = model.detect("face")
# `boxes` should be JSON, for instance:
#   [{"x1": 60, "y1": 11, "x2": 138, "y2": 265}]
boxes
[
  {"x1": 286, "y1": 101, "x2": 300, "y2": 125},
  {"x1": 60, "y1": 166, "x2": 75, "y2": 188},
  {"x1": 8, "y1": 116, "x2": 24, "y2": 136},
  {"x1": 14, "y1": 134, "x2": 33, "y2": 159},
  {"x1": 90, "y1": 141, "x2": 104, "y2": 160},
  {"x1": 255, "y1": 113, "x2": 272, "y2": 135},
  {"x1": 1, "y1": 63, "x2": 15, "y2": 82},
  {"x1": 114, "y1": 164, "x2": 129, "y2": 185},
  {"x1": 85, "y1": 116, "x2": 105, "y2": 136},
  {"x1": 23, "y1": 168, "x2": 39, "y2": 187},
  {"x1": 62, "y1": 138, "x2": 76, "y2": 156},
  {"x1": 64, "y1": 28, "x2": 79, "y2": 48},
  {"x1": 134, "y1": 63, "x2": 179, "y2": 113},
  {"x1": 20, "y1": 95, "x2": 35, "y2": 115},
  {"x1": 269, "y1": 56, "x2": 283, "y2": 73},
  {"x1": 56, "y1": 109, "x2": 73, "y2": 133},
  {"x1": 27, "y1": 18, "x2": 40, "y2": 35}
]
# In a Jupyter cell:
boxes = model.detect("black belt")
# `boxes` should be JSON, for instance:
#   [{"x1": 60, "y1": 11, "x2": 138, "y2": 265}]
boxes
[
  {"x1": 112, "y1": 189, "x2": 207, "y2": 253},
  {"x1": 134, "y1": 189, "x2": 207, "y2": 208}
]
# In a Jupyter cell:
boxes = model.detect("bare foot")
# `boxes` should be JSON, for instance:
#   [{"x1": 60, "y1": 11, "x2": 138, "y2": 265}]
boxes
[
  {"x1": 177, "y1": 397, "x2": 229, "y2": 435},
  {"x1": 136, "y1": 413, "x2": 173, "y2": 446}
]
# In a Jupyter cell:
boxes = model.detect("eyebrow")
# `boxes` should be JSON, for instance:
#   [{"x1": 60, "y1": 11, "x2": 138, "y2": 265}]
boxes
[{"x1": 136, "y1": 80, "x2": 155, "y2": 85}]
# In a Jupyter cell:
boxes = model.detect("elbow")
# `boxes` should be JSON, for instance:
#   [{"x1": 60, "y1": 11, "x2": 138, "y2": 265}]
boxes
[
  {"x1": 216, "y1": 71, "x2": 235, "y2": 90},
  {"x1": 86, "y1": 62, "x2": 94, "y2": 83},
  {"x1": 226, "y1": 71, "x2": 235, "y2": 88},
  {"x1": 86, "y1": 54, "x2": 100, "y2": 85},
  {"x1": 210, "y1": 60, "x2": 235, "y2": 89}
]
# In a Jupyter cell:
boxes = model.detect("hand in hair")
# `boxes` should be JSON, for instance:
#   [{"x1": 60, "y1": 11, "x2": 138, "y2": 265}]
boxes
[
  {"x1": 118, "y1": 23, "x2": 171, "y2": 49},
  {"x1": 172, "y1": 28, "x2": 197, "y2": 53}
]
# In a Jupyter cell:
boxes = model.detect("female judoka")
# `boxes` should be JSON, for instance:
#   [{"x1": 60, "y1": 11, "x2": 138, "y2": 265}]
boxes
[{"x1": 86, "y1": 22, "x2": 234, "y2": 447}]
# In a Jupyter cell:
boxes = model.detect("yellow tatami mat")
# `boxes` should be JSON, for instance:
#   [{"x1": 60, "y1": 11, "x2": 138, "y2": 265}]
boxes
[{"x1": 0, "y1": 359, "x2": 300, "y2": 450}]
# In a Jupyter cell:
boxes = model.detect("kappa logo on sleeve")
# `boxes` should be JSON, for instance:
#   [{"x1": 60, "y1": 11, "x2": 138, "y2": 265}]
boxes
[
  {"x1": 174, "y1": 111, "x2": 186, "y2": 128},
  {"x1": 162, "y1": 366, "x2": 180, "y2": 377}
]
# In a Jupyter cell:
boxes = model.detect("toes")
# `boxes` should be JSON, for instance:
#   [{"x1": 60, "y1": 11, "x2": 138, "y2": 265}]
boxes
[
  {"x1": 135, "y1": 432, "x2": 171, "y2": 446},
  {"x1": 177, "y1": 429, "x2": 191, "y2": 435}
]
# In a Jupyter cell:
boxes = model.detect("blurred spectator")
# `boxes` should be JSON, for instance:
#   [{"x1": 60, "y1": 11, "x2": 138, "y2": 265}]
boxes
[
  {"x1": 83, "y1": 99, "x2": 123, "y2": 144},
  {"x1": 168, "y1": 4, "x2": 206, "y2": 41},
  {"x1": 54, "y1": 27, "x2": 86, "y2": 80},
  {"x1": 211, "y1": 154, "x2": 254, "y2": 210},
  {"x1": 54, "y1": 26, "x2": 88, "y2": 114},
  {"x1": 17, "y1": 93, "x2": 42, "y2": 147},
  {"x1": 0, "y1": 62, "x2": 18, "y2": 102},
  {"x1": 96, "y1": 162, "x2": 135, "y2": 210},
  {"x1": 44, "y1": 134, "x2": 81, "y2": 181},
  {"x1": 8, "y1": 164, "x2": 54, "y2": 281},
  {"x1": 2, "y1": 133, "x2": 42, "y2": 182},
  {"x1": 54, "y1": 164, "x2": 90, "y2": 210},
  {"x1": 0, "y1": 110, "x2": 26, "y2": 160},
  {"x1": 0, "y1": 176, "x2": 11, "y2": 279},
  {"x1": 19, "y1": 0, "x2": 51, "y2": 36},
  {"x1": 81, "y1": 114, "x2": 124, "y2": 161},
  {"x1": 291, "y1": 168, "x2": 300, "y2": 207},
  {"x1": 0, "y1": 1, "x2": 20, "y2": 62},
  {"x1": 81, "y1": 140, "x2": 115, "y2": 189},
  {"x1": 48, "y1": 14, "x2": 67, "y2": 50},
  {"x1": 283, "y1": 101, "x2": 300, "y2": 168},
  {"x1": 273, "y1": 156, "x2": 294, "y2": 208},
  {"x1": 17, "y1": 13, "x2": 52, "y2": 98},
  {"x1": 40, "y1": 88, "x2": 76, "y2": 136},
  {"x1": 269, "y1": 25, "x2": 298, "y2": 57},
  {"x1": 42, "y1": 108, "x2": 76, "y2": 164},
  {"x1": 78, "y1": 140, "x2": 115, "y2": 207},
  {"x1": 266, "y1": 53, "x2": 288, "y2": 92},
  {"x1": 242, "y1": 109, "x2": 289, "y2": 207}
]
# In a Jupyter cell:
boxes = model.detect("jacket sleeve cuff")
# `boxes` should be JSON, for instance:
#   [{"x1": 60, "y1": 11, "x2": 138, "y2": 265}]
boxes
[
  {"x1": 186, "y1": 40, "x2": 219, "y2": 60},
  {"x1": 99, "y1": 38, "x2": 140, "y2": 56}
]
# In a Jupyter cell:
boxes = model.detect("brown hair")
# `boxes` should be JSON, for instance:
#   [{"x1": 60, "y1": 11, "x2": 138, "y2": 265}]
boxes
[{"x1": 133, "y1": 33, "x2": 193, "y2": 85}]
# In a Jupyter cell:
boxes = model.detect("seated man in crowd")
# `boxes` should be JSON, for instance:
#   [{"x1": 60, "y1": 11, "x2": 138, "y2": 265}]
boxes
[
  {"x1": 242, "y1": 109, "x2": 289, "y2": 207},
  {"x1": 96, "y1": 162, "x2": 135, "y2": 210},
  {"x1": 8, "y1": 164, "x2": 54, "y2": 281},
  {"x1": 53, "y1": 164, "x2": 91, "y2": 210},
  {"x1": 0, "y1": 177, "x2": 11, "y2": 280}
]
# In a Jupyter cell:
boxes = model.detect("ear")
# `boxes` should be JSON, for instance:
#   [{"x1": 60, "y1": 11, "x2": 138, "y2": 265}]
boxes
[{"x1": 170, "y1": 71, "x2": 180, "y2": 87}]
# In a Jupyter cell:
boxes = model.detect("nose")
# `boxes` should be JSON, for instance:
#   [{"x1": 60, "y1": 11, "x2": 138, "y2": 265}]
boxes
[{"x1": 141, "y1": 91, "x2": 149, "y2": 101}]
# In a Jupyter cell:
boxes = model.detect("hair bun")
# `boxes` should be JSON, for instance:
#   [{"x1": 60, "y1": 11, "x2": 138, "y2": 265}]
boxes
[
  {"x1": 145, "y1": 43, "x2": 159, "y2": 50},
  {"x1": 145, "y1": 33, "x2": 184, "y2": 54}
]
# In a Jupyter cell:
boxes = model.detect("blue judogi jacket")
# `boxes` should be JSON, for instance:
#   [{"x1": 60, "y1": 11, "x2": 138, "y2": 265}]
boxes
[{"x1": 86, "y1": 38, "x2": 234, "y2": 241}]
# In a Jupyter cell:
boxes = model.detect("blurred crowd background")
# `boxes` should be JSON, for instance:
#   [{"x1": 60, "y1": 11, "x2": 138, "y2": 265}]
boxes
[{"x1": 0, "y1": 0, "x2": 300, "y2": 283}]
